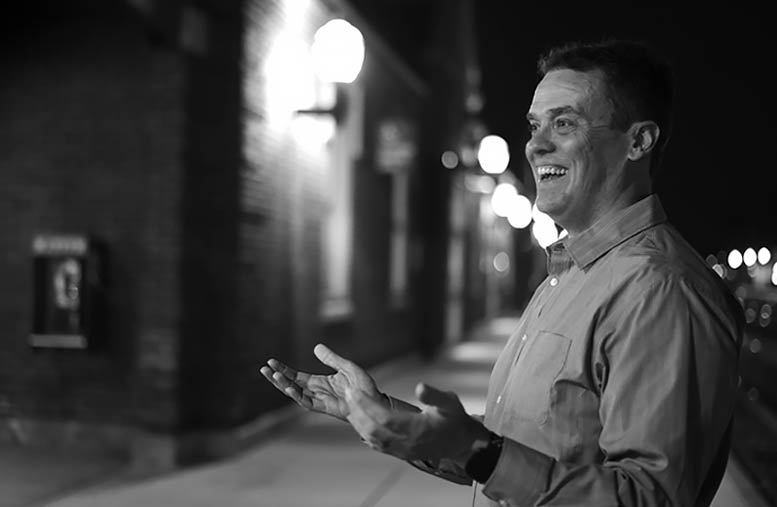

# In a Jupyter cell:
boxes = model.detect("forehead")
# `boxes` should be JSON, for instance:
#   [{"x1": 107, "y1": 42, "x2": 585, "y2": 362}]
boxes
[{"x1": 527, "y1": 68, "x2": 610, "y2": 119}]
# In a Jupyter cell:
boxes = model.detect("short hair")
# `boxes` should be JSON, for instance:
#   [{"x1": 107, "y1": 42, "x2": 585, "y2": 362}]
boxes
[{"x1": 537, "y1": 40, "x2": 674, "y2": 178}]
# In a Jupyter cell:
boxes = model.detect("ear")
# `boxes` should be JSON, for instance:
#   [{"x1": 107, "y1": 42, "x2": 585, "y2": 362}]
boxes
[{"x1": 626, "y1": 121, "x2": 660, "y2": 162}]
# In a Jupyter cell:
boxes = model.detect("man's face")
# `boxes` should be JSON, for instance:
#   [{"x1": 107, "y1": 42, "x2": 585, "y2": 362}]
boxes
[{"x1": 525, "y1": 68, "x2": 632, "y2": 235}]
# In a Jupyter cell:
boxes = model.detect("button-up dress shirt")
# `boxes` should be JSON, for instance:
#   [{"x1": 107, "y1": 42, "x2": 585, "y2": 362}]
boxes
[{"x1": 473, "y1": 194, "x2": 743, "y2": 506}]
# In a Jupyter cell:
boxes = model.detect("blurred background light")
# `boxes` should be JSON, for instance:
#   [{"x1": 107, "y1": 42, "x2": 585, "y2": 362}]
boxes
[
  {"x1": 743, "y1": 247, "x2": 757, "y2": 267},
  {"x1": 506, "y1": 194, "x2": 532, "y2": 229},
  {"x1": 728, "y1": 249, "x2": 743, "y2": 269},
  {"x1": 490, "y1": 183, "x2": 517, "y2": 217},
  {"x1": 311, "y1": 19, "x2": 365, "y2": 83},
  {"x1": 531, "y1": 204, "x2": 558, "y2": 248},
  {"x1": 464, "y1": 174, "x2": 496, "y2": 194},
  {"x1": 758, "y1": 247, "x2": 771, "y2": 265},
  {"x1": 264, "y1": 34, "x2": 316, "y2": 123},
  {"x1": 493, "y1": 252, "x2": 510, "y2": 273},
  {"x1": 477, "y1": 135, "x2": 509, "y2": 175},
  {"x1": 441, "y1": 150, "x2": 459, "y2": 169},
  {"x1": 290, "y1": 114, "x2": 336, "y2": 145}
]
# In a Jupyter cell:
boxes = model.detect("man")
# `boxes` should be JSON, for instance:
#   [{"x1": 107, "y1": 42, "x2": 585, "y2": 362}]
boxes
[{"x1": 261, "y1": 39, "x2": 742, "y2": 506}]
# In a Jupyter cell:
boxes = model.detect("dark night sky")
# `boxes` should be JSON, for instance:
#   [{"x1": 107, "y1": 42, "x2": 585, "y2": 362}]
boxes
[
  {"x1": 350, "y1": 2, "x2": 777, "y2": 258},
  {"x1": 474, "y1": 5, "x2": 777, "y2": 258}
]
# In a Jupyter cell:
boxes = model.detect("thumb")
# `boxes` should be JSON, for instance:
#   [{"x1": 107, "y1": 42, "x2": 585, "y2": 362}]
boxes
[
  {"x1": 415, "y1": 382, "x2": 457, "y2": 409},
  {"x1": 314, "y1": 343, "x2": 357, "y2": 374}
]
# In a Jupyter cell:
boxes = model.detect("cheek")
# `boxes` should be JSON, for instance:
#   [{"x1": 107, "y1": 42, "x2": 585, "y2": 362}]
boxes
[{"x1": 561, "y1": 137, "x2": 596, "y2": 172}]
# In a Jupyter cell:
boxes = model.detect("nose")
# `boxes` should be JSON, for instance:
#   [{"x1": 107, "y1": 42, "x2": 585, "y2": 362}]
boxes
[{"x1": 525, "y1": 125, "x2": 555, "y2": 161}]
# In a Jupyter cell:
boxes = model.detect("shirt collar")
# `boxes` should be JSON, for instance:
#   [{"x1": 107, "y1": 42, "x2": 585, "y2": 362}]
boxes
[{"x1": 553, "y1": 194, "x2": 667, "y2": 270}]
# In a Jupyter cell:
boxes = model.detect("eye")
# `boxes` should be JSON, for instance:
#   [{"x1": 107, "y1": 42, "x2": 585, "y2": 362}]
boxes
[
  {"x1": 527, "y1": 122, "x2": 540, "y2": 134},
  {"x1": 553, "y1": 117, "x2": 576, "y2": 133}
]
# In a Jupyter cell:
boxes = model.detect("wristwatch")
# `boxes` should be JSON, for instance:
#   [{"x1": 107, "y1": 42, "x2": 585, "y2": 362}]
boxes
[{"x1": 464, "y1": 430, "x2": 504, "y2": 483}]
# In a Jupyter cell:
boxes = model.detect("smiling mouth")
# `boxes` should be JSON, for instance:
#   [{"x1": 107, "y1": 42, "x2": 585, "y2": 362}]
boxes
[{"x1": 537, "y1": 165, "x2": 569, "y2": 182}]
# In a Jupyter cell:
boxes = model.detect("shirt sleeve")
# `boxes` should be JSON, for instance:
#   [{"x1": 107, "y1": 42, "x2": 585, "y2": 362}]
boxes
[
  {"x1": 481, "y1": 274, "x2": 742, "y2": 506},
  {"x1": 407, "y1": 458, "x2": 473, "y2": 486}
]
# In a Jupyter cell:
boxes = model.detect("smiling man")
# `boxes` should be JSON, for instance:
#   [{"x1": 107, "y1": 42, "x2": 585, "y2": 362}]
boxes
[{"x1": 262, "y1": 40, "x2": 743, "y2": 506}]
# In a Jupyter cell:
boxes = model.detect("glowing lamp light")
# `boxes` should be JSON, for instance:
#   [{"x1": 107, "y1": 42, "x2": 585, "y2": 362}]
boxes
[
  {"x1": 291, "y1": 115, "x2": 335, "y2": 145},
  {"x1": 264, "y1": 35, "x2": 316, "y2": 122},
  {"x1": 493, "y1": 252, "x2": 510, "y2": 273},
  {"x1": 743, "y1": 248, "x2": 757, "y2": 267},
  {"x1": 490, "y1": 183, "x2": 517, "y2": 217},
  {"x1": 441, "y1": 150, "x2": 459, "y2": 169},
  {"x1": 728, "y1": 249, "x2": 743, "y2": 269},
  {"x1": 532, "y1": 220, "x2": 558, "y2": 248},
  {"x1": 477, "y1": 135, "x2": 510, "y2": 175},
  {"x1": 506, "y1": 194, "x2": 532, "y2": 229},
  {"x1": 758, "y1": 247, "x2": 771, "y2": 265},
  {"x1": 311, "y1": 19, "x2": 365, "y2": 84},
  {"x1": 464, "y1": 174, "x2": 496, "y2": 194},
  {"x1": 531, "y1": 205, "x2": 558, "y2": 248},
  {"x1": 772, "y1": 267, "x2": 777, "y2": 286}
]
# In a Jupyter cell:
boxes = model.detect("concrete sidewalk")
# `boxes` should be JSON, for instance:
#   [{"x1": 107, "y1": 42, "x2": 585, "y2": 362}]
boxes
[{"x1": 1, "y1": 316, "x2": 769, "y2": 507}]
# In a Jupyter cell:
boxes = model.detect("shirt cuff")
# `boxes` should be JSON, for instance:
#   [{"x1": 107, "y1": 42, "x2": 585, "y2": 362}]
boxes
[
  {"x1": 481, "y1": 438, "x2": 553, "y2": 505},
  {"x1": 408, "y1": 458, "x2": 473, "y2": 486}
]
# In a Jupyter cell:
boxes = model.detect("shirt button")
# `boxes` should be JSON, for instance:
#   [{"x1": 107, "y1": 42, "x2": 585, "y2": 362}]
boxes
[
  {"x1": 499, "y1": 501, "x2": 509, "y2": 507},
  {"x1": 496, "y1": 395, "x2": 502, "y2": 404},
  {"x1": 521, "y1": 334, "x2": 527, "y2": 342},
  {"x1": 550, "y1": 277, "x2": 558, "y2": 287}
]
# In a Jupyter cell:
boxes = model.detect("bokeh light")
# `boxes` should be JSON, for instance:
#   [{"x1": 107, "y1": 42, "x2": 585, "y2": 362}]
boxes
[
  {"x1": 506, "y1": 194, "x2": 532, "y2": 229},
  {"x1": 490, "y1": 183, "x2": 517, "y2": 217},
  {"x1": 728, "y1": 249, "x2": 743, "y2": 269},
  {"x1": 758, "y1": 247, "x2": 771, "y2": 265},
  {"x1": 311, "y1": 19, "x2": 365, "y2": 83},
  {"x1": 493, "y1": 252, "x2": 510, "y2": 272},
  {"x1": 531, "y1": 205, "x2": 558, "y2": 248},
  {"x1": 743, "y1": 248, "x2": 757, "y2": 267},
  {"x1": 441, "y1": 150, "x2": 459, "y2": 169},
  {"x1": 477, "y1": 135, "x2": 510, "y2": 175}
]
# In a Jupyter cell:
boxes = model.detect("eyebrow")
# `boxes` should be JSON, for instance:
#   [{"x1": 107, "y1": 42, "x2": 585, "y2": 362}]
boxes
[{"x1": 526, "y1": 106, "x2": 581, "y2": 122}]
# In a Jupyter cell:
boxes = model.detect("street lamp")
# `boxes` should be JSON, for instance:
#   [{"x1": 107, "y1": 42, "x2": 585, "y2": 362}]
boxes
[{"x1": 295, "y1": 19, "x2": 365, "y2": 125}]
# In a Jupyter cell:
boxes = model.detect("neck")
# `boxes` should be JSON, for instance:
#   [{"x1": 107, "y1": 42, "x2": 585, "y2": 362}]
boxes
[{"x1": 564, "y1": 181, "x2": 652, "y2": 240}]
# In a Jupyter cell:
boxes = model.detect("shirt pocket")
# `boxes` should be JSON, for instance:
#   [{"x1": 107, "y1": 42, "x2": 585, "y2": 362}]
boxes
[{"x1": 508, "y1": 330, "x2": 571, "y2": 425}]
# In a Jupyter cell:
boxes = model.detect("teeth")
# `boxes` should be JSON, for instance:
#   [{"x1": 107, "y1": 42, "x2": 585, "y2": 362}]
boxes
[{"x1": 537, "y1": 166, "x2": 568, "y2": 178}]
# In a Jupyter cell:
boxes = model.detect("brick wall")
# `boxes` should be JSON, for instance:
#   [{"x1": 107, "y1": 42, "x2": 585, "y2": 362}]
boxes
[
  {"x1": 0, "y1": 1, "x2": 184, "y2": 439},
  {"x1": 0, "y1": 0, "x2": 439, "y2": 458}
]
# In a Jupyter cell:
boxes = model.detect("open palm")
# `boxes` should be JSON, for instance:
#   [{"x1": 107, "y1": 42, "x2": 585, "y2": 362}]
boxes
[{"x1": 261, "y1": 344, "x2": 383, "y2": 421}]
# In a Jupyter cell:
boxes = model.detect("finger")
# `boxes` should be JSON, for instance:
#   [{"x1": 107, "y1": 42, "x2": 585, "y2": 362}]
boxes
[
  {"x1": 314, "y1": 343, "x2": 359, "y2": 374},
  {"x1": 260, "y1": 366, "x2": 314, "y2": 409},
  {"x1": 260, "y1": 366, "x2": 289, "y2": 393},
  {"x1": 416, "y1": 383, "x2": 457, "y2": 409},
  {"x1": 267, "y1": 359, "x2": 312, "y2": 385}
]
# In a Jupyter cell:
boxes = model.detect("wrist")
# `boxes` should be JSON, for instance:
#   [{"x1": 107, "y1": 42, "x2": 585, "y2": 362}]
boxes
[
  {"x1": 463, "y1": 427, "x2": 503, "y2": 483},
  {"x1": 452, "y1": 417, "x2": 492, "y2": 467},
  {"x1": 381, "y1": 392, "x2": 395, "y2": 411}
]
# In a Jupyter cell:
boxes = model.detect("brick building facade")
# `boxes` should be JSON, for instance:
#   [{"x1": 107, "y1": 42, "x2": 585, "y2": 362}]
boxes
[{"x1": 0, "y1": 0, "x2": 468, "y2": 468}]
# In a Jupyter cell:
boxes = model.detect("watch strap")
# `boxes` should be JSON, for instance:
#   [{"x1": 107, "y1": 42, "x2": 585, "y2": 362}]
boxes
[{"x1": 464, "y1": 431, "x2": 504, "y2": 483}]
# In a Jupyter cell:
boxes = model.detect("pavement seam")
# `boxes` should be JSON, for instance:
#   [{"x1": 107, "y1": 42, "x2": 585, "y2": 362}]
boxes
[{"x1": 358, "y1": 462, "x2": 406, "y2": 507}]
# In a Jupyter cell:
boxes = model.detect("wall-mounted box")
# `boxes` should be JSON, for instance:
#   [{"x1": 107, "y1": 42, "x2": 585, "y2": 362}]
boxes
[{"x1": 30, "y1": 235, "x2": 105, "y2": 349}]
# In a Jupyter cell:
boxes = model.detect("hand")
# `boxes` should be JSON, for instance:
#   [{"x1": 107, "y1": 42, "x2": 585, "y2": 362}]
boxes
[
  {"x1": 345, "y1": 382, "x2": 488, "y2": 463},
  {"x1": 260, "y1": 343, "x2": 385, "y2": 422}
]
